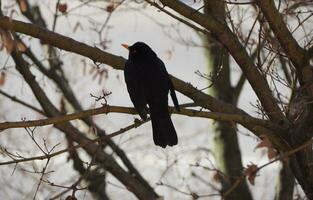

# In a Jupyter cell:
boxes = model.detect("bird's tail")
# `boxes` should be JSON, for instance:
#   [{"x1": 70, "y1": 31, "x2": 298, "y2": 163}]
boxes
[{"x1": 151, "y1": 111, "x2": 178, "y2": 148}]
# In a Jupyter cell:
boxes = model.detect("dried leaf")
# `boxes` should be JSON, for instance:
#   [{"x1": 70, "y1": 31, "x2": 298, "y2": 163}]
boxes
[
  {"x1": 213, "y1": 171, "x2": 222, "y2": 183},
  {"x1": 244, "y1": 163, "x2": 258, "y2": 185},
  {"x1": 106, "y1": 4, "x2": 115, "y2": 13},
  {"x1": 65, "y1": 196, "x2": 77, "y2": 200},
  {"x1": 255, "y1": 135, "x2": 270, "y2": 149},
  {"x1": 60, "y1": 97, "x2": 66, "y2": 114},
  {"x1": 191, "y1": 192, "x2": 199, "y2": 199},
  {"x1": 58, "y1": 3, "x2": 67, "y2": 13},
  {"x1": 16, "y1": 40, "x2": 27, "y2": 52},
  {"x1": 0, "y1": 30, "x2": 14, "y2": 53},
  {"x1": 255, "y1": 135, "x2": 277, "y2": 160},
  {"x1": 267, "y1": 148, "x2": 278, "y2": 160},
  {"x1": 19, "y1": 0, "x2": 28, "y2": 12},
  {"x1": 0, "y1": 72, "x2": 6, "y2": 86}
]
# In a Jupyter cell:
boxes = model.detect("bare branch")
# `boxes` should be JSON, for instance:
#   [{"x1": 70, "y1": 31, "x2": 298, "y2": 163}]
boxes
[
  {"x1": 0, "y1": 17, "x2": 125, "y2": 69},
  {"x1": 0, "y1": 105, "x2": 281, "y2": 131},
  {"x1": 0, "y1": 118, "x2": 148, "y2": 166},
  {"x1": 158, "y1": 0, "x2": 285, "y2": 123},
  {"x1": 256, "y1": 0, "x2": 306, "y2": 67},
  {"x1": 145, "y1": 0, "x2": 209, "y2": 34},
  {"x1": 9, "y1": 45, "x2": 158, "y2": 199},
  {"x1": 0, "y1": 89, "x2": 44, "y2": 114}
]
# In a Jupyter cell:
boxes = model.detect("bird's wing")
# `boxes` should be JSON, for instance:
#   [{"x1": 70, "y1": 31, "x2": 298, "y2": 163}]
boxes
[
  {"x1": 168, "y1": 75, "x2": 180, "y2": 112},
  {"x1": 157, "y1": 58, "x2": 180, "y2": 112},
  {"x1": 124, "y1": 60, "x2": 148, "y2": 120}
]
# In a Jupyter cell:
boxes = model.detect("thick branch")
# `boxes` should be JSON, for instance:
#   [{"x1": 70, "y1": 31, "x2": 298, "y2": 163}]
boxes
[
  {"x1": 10, "y1": 48, "x2": 158, "y2": 200},
  {"x1": 256, "y1": 0, "x2": 313, "y2": 101},
  {"x1": 0, "y1": 17, "x2": 125, "y2": 70},
  {"x1": 0, "y1": 105, "x2": 281, "y2": 131},
  {"x1": 0, "y1": 19, "x2": 248, "y2": 118},
  {"x1": 308, "y1": 46, "x2": 313, "y2": 59},
  {"x1": 0, "y1": 17, "x2": 284, "y2": 122},
  {"x1": 0, "y1": 17, "x2": 290, "y2": 150},
  {"x1": 158, "y1": 0, "x2": 286, "y2": 123},
  {"x1": 256, "y1": 0, "x2": 306, "y2": 67}
]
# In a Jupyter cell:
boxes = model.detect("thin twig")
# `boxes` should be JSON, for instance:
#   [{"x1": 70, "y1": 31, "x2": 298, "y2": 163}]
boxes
[{"x1": 0, "y1": 118, "x2": 149, "y2": 166}]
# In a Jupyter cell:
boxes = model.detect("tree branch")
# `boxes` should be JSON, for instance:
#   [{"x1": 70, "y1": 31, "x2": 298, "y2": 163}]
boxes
[
  {"x1": 10, "y1": 47, "x2": 158, "y2": 199},
  {"x1": 256, "y1": 0, "x2": 313, "y2": 102},
  {"x1": 0, "y1": 118, "x2": 148, "y2": 166},
  {"x1": 308, "y1": 46, "x2": 313, "y2": 59},
  {"x1": 0, "y1": 19, "x2": 247, "y2": 118},
  {"x1": 144, "y1": 0, "x2": 209, "y2": 34},
  {"x1": 0, "y1": 17, "x2": 284, "y2": 122},
  {"x1": 256, "y1": 0, "x2": 306, "y2": 67},
  {"x1": 0, "y1": 17, "x2": 125, "y2": 69},
  {"x1": 158, "y1": 0, "x2": 285, "y2": 124},
  {"x1": 0, "y1": 16, "x2": 290, "y2": 150},
  {"x1": 0, "y1": 105, "x2": 281, "y2": 131},
  {"x1": 0, "y1": 89, "x2": 44, "y2": 114}
]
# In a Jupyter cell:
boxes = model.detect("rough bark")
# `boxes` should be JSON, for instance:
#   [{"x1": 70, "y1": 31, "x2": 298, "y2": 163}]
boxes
[{"x1": 275, "y1": 161, "x2": 294, "y2": 200}]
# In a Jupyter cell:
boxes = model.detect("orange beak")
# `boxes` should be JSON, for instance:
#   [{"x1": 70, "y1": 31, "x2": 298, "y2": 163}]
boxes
[{"x1": 121, "y1": 43, "x2": 129, "y2": 50}]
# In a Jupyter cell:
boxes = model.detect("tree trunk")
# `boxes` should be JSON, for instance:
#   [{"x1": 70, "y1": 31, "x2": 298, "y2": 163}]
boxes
[
  {"x1": 275, "y1": 161, "x2": 294, "y2": 200},
  {"x1": 204, "y1": 1, "x2": 253, "y2": 199}
]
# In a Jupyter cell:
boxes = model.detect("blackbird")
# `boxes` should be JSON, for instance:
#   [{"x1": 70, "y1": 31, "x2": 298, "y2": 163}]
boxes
[{"x1": 122, "y1": 42, "x2": 180, "y2": 148}]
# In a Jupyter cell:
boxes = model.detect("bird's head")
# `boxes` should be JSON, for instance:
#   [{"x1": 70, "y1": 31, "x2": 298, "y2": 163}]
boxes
[{"x1": 122, "y1": 42, "x2": 156, "y2": 60}]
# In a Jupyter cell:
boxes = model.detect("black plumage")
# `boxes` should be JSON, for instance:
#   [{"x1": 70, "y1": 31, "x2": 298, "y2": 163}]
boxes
[{"x1": 123, "y1": 42, "x2": 180, "y2": 148}]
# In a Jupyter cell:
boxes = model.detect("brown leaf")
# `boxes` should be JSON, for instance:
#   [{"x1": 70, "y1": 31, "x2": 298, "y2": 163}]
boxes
[
  {"x1": 255, "y1": 135, "x2": 270, "y2": 149},
  {"x1": 244, "y1": 163, "x2": 258, "y2": 185},
  {"x1": 213, "y1": 171, "x2": 222, "y2": 183},
  {"x1": 16, "y1": 40, "x2": 27, "y2": 52},
  {"x1": 0, "y1": 30, "x2": 14, "y2": 53},
  {"x1": 65, "y1": 195, "x2": 77, "y2": 200},
  {"x1": 19, "y1": 0, "x2": 28, "y2": 12},
  {"x1": 267, "y1": 148, "x2": 278, "y2": 160},
  {"x1": 59, "y1": 96, "x2": 66, "y2": 114},
  {"x1": 255, "y1": 135, "x2": 277, "y2": 160},
  {"x1": 58, "y1": 3, "x2": 67, "y2": 13},
  {"x1": 106, "y1": 4, "x2": 115, "y2": 13},
  {"x1": 0, "y1": 71, "x2": 6, "y2": 86}
]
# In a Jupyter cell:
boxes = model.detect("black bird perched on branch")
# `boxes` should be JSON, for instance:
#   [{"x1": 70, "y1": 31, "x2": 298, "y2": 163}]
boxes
[{"x1": 122, "y1": 42, "x2": 180, "y2": 148}]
